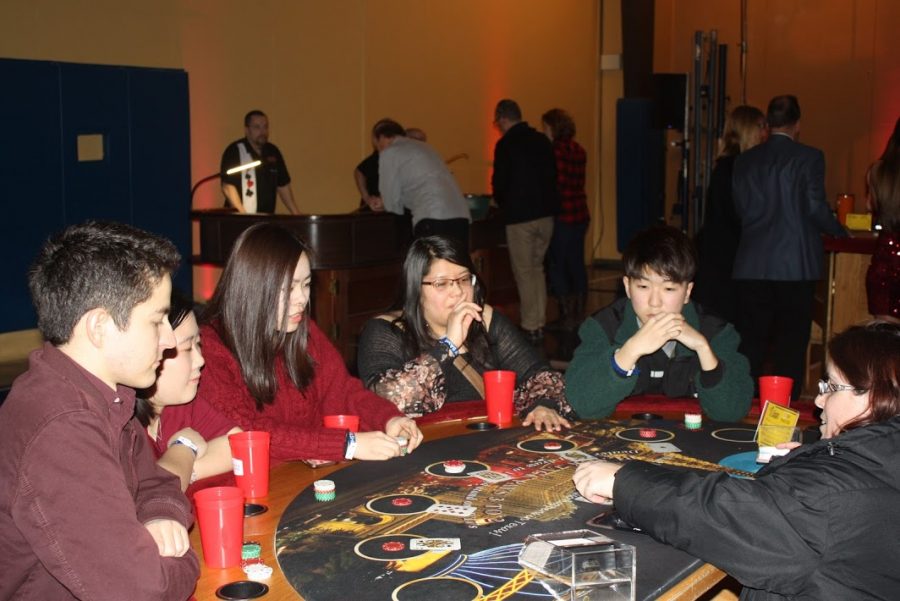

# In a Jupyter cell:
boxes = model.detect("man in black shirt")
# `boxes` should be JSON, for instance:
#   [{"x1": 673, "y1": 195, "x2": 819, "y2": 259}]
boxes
[
  {"x1": 220, "y1": 110, "x2": 299, "y2": 214},
  {"x1": 491, "y1": 99, "x2": 559, "y2": 340}
]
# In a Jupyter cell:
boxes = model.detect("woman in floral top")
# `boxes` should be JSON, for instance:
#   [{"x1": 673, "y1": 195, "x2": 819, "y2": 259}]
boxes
[{"x1": 357, "y1": 235, "x2": 575, "y2": 431}]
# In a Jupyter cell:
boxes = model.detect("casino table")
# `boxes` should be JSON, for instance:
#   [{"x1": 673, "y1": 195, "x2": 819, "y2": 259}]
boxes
[{"x1": 189, "y1": 408, "x2": 811, "y2": 600}]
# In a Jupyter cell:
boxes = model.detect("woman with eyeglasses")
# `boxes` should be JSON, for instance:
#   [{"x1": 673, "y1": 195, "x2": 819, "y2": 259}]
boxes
[
  {"x1": 573, "y1": 320, "x2": 900, "y2": 600},
  {"x1": 194, "y1": 223, "x2": 423, "y2": 464},
  {"x1": 357, "y1": 235, "x2": 575, "y2": 431}
]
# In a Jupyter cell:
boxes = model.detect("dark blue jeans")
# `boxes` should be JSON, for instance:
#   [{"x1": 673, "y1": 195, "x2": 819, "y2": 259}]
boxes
[{"x1": 548, "y1": 220, "x2": 589, "y2": 297}]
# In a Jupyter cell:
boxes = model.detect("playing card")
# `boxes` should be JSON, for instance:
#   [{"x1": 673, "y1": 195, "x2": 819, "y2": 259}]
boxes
[
  {"x1": 425, "y1": 503, "x2": 476, "y2": 517},
  {"x1": 558, "y1": 450, "x2": 598, "y2": 464},
  {"x1": 646, "y1": 442, "x2": 682, "y2": 453},
  {"x1": 469, "y1": 469, "x2": 512, "y2": 482},
  {"x1": 410, "y1": 538, "x2": 462, "y2": 551}
]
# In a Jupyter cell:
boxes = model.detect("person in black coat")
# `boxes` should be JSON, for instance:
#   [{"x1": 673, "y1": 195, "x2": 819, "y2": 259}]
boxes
[
  {"x1": 693, "y1": 105, "x2": 766, "y2": 323},
  {"x1": 574, "y1": 321, "x2": 900, "y2": 600},
  {"x1": 731, "y1": 95, "x2": 846, "y2": 400}
]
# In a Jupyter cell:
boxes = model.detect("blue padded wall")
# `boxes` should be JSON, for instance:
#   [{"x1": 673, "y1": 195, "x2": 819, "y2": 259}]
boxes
[
  {"x1": 615, "y1": 98, "x2": 664, "y2": 252},
  {"x1": 0, "y1": 58, "x2": 191, "y2": 332}
]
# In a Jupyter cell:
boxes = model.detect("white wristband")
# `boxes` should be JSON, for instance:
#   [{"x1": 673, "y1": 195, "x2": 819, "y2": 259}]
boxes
[{"x1": 344, "y1": 431, "x2": 358, "y2": 460}]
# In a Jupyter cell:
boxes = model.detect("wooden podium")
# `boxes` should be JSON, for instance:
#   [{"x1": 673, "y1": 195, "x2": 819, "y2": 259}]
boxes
[{"x1": 192, "y1": 210, "x2": 515, "y2": 366}]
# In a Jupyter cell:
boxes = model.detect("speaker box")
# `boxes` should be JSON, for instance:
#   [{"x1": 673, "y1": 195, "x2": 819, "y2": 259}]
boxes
[{"x1": 653, "y1": 73, "x2": 687, "y2": 131}]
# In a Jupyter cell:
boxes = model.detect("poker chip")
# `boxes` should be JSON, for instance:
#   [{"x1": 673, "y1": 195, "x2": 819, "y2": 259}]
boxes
[
  {"x1": 314, "y1": 479, "x2": 336, "y2": 502},
  {"x1": 443, "y1": 460, "x2": 465, "y2": 474},
  {"x1": 639, "y1": 428, "x2": 656, "y2": 439},
  {"x1": 382, "y1": 541, "x2": 406, "y2": 552},
  {"x1": 684, "y1": 413, "x2": 702, "y2": 430},
  {"x1": 396, "y1": 436, "x2": 409, "y2": 456},
  {"x1": 241, "y1": 543, "x2": 262, "y2": 560},
  {"x1": 243, "y1": 563, "x2": 274, "y2": 579},
  {"x1": 391, "y1": 497, "x2": 413, "y2": 507},
  {"x1": 543, "y1": 441, "x2": 563, "y2": 450}
]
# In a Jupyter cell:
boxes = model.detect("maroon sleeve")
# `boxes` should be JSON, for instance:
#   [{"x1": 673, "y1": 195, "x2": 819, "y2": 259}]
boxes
[
  {"x1": 195, "y1": 323, "x2": 402, "y2": 464},
  {"x1": 305, "y1": 320, "x2": 404, "y2": 432}
]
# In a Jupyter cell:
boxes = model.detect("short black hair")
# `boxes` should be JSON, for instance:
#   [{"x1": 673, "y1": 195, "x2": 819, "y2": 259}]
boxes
[
  {"x1": 29, "y1": 221, "x2": 181, "y2": 345},
  {"x1": 766, "y1": 95, "x2": 801, "y2": 128},
  {"x1": 372, "y1": 118, "x2": 405, "y2": 139},
  {"x1": 244, "y1": 110, "x2": 267, "y2": 127},
  {"x1": 622, "y1": 225, "x2": 696, "y2": 283},
  {"x1": 494, "y1": 99, "x2": 522, "y2": 122}
]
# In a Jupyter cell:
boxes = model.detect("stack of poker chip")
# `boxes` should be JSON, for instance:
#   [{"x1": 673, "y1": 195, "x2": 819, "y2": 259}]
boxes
[
  {"x1": 639, "y1": 428, "x2": 657, "y2": 439},
  {"x1": 241, "y1": 542, "x2": 273, "y2": 579},
  {"x1": 314, "y1": 479, "x2": 336, "y2": 502},
  {"x1": 443, "y1": 460, "x2": 465, "y2": 474},
  {"x1": 684, "y1": 412, "x2": 702, "y2": 430},
  {"x1": 396, "y1": 436, "x2": 408, "y2": 456}
]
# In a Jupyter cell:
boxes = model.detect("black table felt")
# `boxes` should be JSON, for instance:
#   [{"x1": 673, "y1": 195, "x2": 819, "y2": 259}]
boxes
[{"x1": 275, "y1": 419, "x2": 776, "y2": 600}]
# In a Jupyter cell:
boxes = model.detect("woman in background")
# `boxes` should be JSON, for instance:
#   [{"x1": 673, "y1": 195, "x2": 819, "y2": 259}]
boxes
[
  {"x1": 865, "y1": 116, "x2": 900, "y2": 322},
  {"x1": 693, "y1": 105, "x2": 766, "y2": 322},
  {"x1": 574, "y1": 321, "x2": 900, "y2": 599},
  {"x1": 542, "y1": 108, "x2": 590, "y2": 329},
  {"x1": 357, "y1": 235, "x2": 575, "y2": 431},
  {"x1": 136, "y1": 290, "x2": 241, "y2": 492},
  {"x1": 195, "y1": 223, "x2": 422, "y2": 464}
]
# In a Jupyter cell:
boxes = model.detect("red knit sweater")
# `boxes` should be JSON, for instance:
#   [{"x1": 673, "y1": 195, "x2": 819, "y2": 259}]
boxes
[{"x1": 195, "y1": 319, "x2": 402, "y2": 464}]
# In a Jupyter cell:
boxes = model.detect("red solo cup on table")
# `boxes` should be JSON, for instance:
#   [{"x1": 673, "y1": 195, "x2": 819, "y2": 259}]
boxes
[
  {"x1": 193, "y1": 486, "x2": 244, "y2": 568},
  {"x1": 759, "y1": 375, "x2": 793, "y2": 408},
  {"x1": 228, "y1": 431, "x2": 270, "y2": 499},
  {"x1": 323, "y1": 414, "x2": 360, "y2": 432},
  {"x1": 484, "y1": 370, "x2": 516, "y2": 426}
]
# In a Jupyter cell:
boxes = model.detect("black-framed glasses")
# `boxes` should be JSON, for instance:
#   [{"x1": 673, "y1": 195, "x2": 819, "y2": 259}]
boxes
[
  {"x1": 817, "y1": 379, "x2": 864, "y2": 395},
  {"x1": 422, "y1": 273, "x2": 476, "y2": 292}
]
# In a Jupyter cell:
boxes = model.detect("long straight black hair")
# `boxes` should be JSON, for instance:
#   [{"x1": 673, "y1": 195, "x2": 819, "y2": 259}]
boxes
[
  {"x1": 396, "y1": 236, "x2": 494, "y2": 368},
  {"x1": 203, "y1": 224, "x2": 315, "y2": 409}
]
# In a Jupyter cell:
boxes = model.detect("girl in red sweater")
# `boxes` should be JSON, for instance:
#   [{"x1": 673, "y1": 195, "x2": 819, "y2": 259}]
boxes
[{"x1": 195, "y1": 223, "x2": 422, "y2": 464}]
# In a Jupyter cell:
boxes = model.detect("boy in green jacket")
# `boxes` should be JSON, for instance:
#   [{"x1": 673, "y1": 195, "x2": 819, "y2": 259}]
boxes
[{"x1": 566, "y1": 225, "x2": 752, "y2": 421}]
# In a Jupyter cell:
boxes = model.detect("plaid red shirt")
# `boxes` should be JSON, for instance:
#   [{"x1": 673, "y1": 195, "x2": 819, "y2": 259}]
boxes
[{"x1": 552, "y1": 138, "x2": 589, "y2": 223}]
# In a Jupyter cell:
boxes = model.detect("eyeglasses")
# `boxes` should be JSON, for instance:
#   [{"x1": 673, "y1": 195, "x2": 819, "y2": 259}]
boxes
[
  {"x1": 422, "y1": 273, "x2": 476, "y2": 292},
  {"x1": 817, "y1": 379, "x2": 864, "y2": 395}
]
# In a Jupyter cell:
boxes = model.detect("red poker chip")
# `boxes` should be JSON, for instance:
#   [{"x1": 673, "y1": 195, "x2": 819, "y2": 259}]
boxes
[
  {"x1": 639, "y1": 428, "x2": 657, "y2": 439},
  {"x1": 382, "y1": 541, "x2": 406, "y2": 552},
  {"x1": 543, "y1": 441, "x2": 563, "y2": 450},
  {"x1": 444, "y1": 460, "x2": 464, "y2": 467},
  {"x1": 391, "y1": 497, "x2": 413, "y2": 507}
]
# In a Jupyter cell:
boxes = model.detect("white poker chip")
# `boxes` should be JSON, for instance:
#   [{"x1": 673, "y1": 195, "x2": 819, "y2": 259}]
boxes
[{"x1": 243, "y1": 563, "x2": 273, "y2": 579}]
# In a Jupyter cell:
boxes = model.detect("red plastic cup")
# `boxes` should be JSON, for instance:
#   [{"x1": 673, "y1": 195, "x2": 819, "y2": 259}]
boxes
[
  {"x1": 228, "y1": 431, "x2": 270, "y2": 499},
  {"x1": 484, "y1": 370, "x2": 516, "y2": 425},
  {"x1": 759, "y1": 375, "x2": 793, "y2": 408},
  {"x1": 193, "y1": 486, "x2": 244, "y2": 568},
  {"x1": 323, "y1": 415, "x2": 360, "y2": 432}
]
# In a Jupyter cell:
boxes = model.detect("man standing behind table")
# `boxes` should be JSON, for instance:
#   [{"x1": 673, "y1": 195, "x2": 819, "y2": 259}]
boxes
[
  {"x1": 492, "y1": 99, "x2": 559, "y2": 342},
  {"x1": 375, "y1": 119, "x2": 471, "y2": 248},
  {"x1": 221, "y1": 109, "x2": 299, "y2": 214},
  {"x1": 0, "y1": 221, "x2": 199, "y2": 600},
  {"x1": 732, "y1": 95, "x2": 846, "y2": 399}
]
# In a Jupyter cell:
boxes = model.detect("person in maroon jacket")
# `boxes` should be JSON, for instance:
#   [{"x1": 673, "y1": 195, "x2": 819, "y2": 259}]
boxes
[
  {"x1": 0, "y1": 221, "x2": 199, "y2": 601},
  {"x1": 195, "y1": 223, "x2": 423, "y2": 464}
]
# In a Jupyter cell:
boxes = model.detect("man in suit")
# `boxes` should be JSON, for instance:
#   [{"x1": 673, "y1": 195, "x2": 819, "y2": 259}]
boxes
[
  {"x1": 732, "y1": 95, "x2": 846, "y2": 399},
  {"x1": 491, "y1": 99, "x2": 559, "y2": 341}
]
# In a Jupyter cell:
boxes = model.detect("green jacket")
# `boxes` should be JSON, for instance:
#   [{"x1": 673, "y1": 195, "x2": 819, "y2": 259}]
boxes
[{"x1": 565, "y1": 298, "x2": 752, "y2": 421}]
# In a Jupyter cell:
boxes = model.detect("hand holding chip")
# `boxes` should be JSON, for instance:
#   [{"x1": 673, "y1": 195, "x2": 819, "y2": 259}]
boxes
[
  {"x1": 573, "y1": 460, "x2": 624, "y2": 504},
  {"x1": 385, "y1": 416, "x2": 423, "y2": 454}
]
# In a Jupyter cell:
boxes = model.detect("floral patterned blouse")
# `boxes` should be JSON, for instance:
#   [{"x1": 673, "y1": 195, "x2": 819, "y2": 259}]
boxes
[{"x1": 357, "y1": 307, "x2": 575, "y2": 418}]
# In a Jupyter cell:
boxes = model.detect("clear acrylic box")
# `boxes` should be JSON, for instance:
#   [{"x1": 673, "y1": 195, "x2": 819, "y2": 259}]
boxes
[{"x1": 518, "y1": 529, "x2": 635, "y2": 600}]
